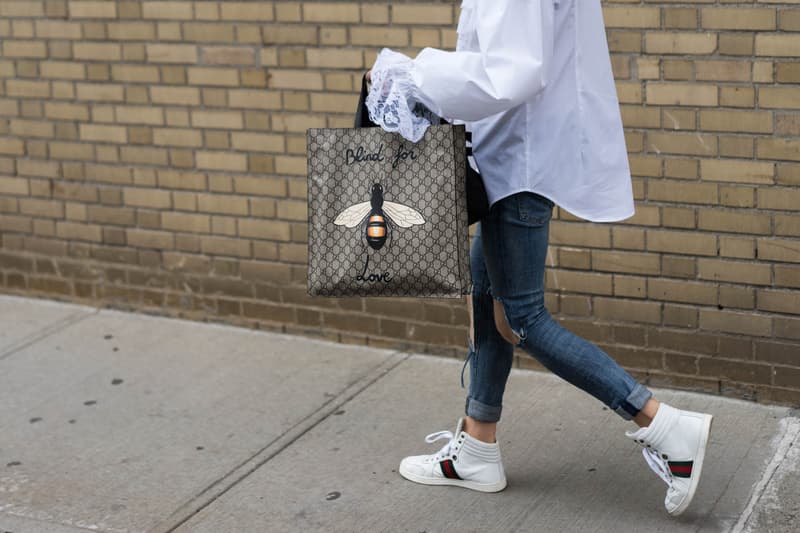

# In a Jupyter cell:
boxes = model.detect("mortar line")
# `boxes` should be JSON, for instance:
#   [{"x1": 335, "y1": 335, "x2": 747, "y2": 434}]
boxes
[{"x1": 152, "y1": 350, "x2": 412, "y2": 533}]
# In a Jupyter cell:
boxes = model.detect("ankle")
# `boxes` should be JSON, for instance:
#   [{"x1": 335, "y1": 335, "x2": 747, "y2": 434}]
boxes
[{"x1": 464, "y1": 416, "x2": 497, "y2": 444}]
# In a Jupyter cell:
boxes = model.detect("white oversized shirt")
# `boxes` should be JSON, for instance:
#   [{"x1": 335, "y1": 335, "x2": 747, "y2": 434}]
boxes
[{"x1": 366, "y1": 0, "x2": 635, "y2": 222}]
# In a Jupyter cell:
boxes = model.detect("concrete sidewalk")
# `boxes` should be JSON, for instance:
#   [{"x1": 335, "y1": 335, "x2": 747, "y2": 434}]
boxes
[{"x1": 0, "y1": 294, "x2": 797, "y2": 533}]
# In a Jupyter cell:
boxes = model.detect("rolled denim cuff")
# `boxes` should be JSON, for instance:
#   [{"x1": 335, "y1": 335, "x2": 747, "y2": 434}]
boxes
[
  {"x1": 614, "y1": 383, "x2": 653, "y2": 421},
  {"x1": 465, "y1": 396, "x2": 502, "y2": 423}
]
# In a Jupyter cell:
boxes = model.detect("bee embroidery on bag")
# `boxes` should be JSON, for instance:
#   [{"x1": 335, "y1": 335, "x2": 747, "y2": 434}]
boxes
[{"x1": 334, "y1": 183, "x2": 425, "y2": 250}]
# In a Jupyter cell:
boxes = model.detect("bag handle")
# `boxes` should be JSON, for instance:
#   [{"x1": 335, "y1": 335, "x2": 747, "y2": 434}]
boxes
[{"x1": 354, "y1": 73, "x2": 377, "y2": 128}]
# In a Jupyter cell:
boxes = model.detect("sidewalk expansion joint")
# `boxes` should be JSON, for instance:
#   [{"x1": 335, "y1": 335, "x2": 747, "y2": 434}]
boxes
[
  {"x1": 732, "y1": 416, "x2": 800, "y2": 533},
  {"x1": 152, "y1": 350, "x2": 411, "y2": 533},
  {"x1": 0, "y1": 308, "x2": 100, "y2": 361}
]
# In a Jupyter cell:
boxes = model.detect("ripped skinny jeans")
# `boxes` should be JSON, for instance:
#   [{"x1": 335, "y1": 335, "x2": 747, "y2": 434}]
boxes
[{"x1": 462, "y1": 191, "x2": 652, "y2": 423}]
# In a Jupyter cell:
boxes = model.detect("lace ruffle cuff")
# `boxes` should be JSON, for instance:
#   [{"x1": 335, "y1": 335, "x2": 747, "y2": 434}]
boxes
[{"x1": 366, "y1": 48, "x2": 439, "y2": 143}]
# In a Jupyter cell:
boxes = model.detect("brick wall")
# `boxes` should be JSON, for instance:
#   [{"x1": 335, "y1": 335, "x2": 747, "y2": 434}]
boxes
[{"x1": 0, "y1": 1, "x2": 798, "y2": 405}]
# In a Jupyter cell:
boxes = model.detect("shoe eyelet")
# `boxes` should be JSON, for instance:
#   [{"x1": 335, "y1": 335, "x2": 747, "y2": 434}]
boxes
[
  {"x1": 452, "y1": 455, "x2": 457, "y2": 461},
  {"x1": 662, "y1": 454, "x2": 668, "y2": 460}
]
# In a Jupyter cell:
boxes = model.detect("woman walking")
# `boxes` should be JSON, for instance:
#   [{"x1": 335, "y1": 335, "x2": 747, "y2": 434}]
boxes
[{"x1": 365, "y1": 0, "x2": 713, "y2": 515}]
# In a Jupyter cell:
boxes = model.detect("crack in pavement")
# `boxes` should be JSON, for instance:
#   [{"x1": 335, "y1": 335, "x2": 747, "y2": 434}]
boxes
[
  {"x1": 151, "y1": 351, "x2": 412, "y2": 533},
  {"x1": 0, "y1": 308, "x2": 99, "y2": 362}
]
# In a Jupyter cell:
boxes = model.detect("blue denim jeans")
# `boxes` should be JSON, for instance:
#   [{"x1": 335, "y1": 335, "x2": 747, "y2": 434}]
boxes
[{"x1": 462, "y1": 191, "x2": 652, "y2": 423}]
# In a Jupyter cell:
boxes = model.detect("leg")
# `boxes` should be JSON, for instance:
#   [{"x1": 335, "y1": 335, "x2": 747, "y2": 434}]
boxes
[
  {"x1": 462, "y1": 224, "x2": 514, "y2": 442},
  {"x1": 480, "y1": 192, "x2": 653, "y2": 421}
]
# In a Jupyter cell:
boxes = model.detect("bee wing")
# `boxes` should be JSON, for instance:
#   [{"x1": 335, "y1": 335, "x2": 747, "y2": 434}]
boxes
[
  {"x1": 383, "y1": 201, "x2": 426, "y2": 228},
  {"x1": 333, "y1": 201, "x2": 372, "y2": 228}
]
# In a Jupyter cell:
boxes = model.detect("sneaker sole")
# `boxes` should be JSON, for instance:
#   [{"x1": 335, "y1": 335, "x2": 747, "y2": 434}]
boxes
[
  {"x1": 670, "y1": 414, "x2": 713, "y2": 516},
  {"x1": 398, "y1": 464, "x2": 507, "y2": 493}
]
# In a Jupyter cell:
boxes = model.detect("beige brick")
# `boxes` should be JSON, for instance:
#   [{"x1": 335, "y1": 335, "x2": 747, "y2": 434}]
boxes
[
  {"x1": 758, "y1": 188, "x2": 800, "y2": 211},
  {"x1": 269, "y1": 70, "x2": 324, "y2": 90},
  {"x1": 646, "y1": 32, "x2": 717, "y2": 55},
  {"x1": 702, "y1": 8, "x2": 776, "y2": 31},
  {"x1": 3, "y1": 41, "x2": 48, "y2": 58},
  {"x1": 647, "y1": 132, "x2": 717, "y2": 157},
  {"x1": 161, "y1": 212, "x2": 210, "y2": 233},
  {"x1": 182, "y1": 22, "x2": 235, "y2": 43},
  {"x1": 700, "y1": 309, "x2": 771, "y2": 337},
  {"x1": 758, "y1": 238, "x2": 800, "y2": 263},
  {"x1": 1, "y1": 1, "x2": 45, "y2": 17},
  {"x1": 191, "y1": 110, "x2": 243, "y2": 130},
  {"x1": 69, "y1": 1, "x2": 116, "y2": 18},
  {"x1": 53, "y1": 222, "x2": 100, "y2": 243},
  {"x1": 695, "y1": 60, "x2": 752, "y2": 82},
  {"x1": 231, "y1": 132, "x2": 284, "y2": 153},
  {"x1": 142, "y1": 1, "x2": 192, "y2": 19},
  {"x1": 238, "y1": 219, "x2": 291, "y2": 241},
  {"x1": 262, "y1": 25, "x2": 317, "y2": 45},
  {"x1": 150, "y1": 86, "x2": 201, "y2": 106},
  {"x1": 595, "y1": 297, "x2": 662, "y2": 325},
  {"x1": 20, "y1": 198, "x2": 64, "y2": 218},
  {"x1": 0, "y1": 177, "x2": 29, "y2": 195},
  {"x1": 756, "y1": 34, "x2": 800, "y2": 57},
  {"x1": 0, "y1": 137, "x2": 25, "y2": 155},
  {"x1": 10, "y1": 119, "x2": 54, "y2": 138},
  {"x1": 592, "y1": 250, "x2": 660, "y2": 275},
  {"x1": 115, "y1": 105, "x2": 163, "y2": 125},
  {"x1": 127, "y1": 229, "x2": 174, "y2": 249},
  {"x1": 698, "y1": 210, "x2": 771, "y2": 235},
  {"x1": 699, "y1": 258, "x2": 772, "y2": 285},
  {"x1": 759, "y1": 87, "x2": 800, "y2": 109},
  {"x1": 310, "y1": 93, "x2": 360, "y2": 113},
  {"x1": 202, "y1": 46, "x2": 255, "y2": 66},
  {"x1": 603, "y1": 6, "x2": 660, "y2": 28},
  {"x1": 76, "y1": 83, "x2": 124, "y2": 102},
  {"x1": 196, "y1": 152, "x2": 247, "y2": 172},
  {"x1": 361, "y1": 4, "x2": 388, "y2": 24},
  {"x1": 719, "y1": 33, "x2": 754, "y2": 56},
  {"x1": 39, "y1": 61, "x2": 84, "y2": 80},
  {"x1": 146, "y1": 44, "x2": 197, "y2": 63},
  {"x1": 187, "y1": 67, "x2": 239, "y2": 87},
  {"x1": 646, "y1": 83, "x2": 718, "y2": 107},
  {"x1": 7, "y1": 80, "x2": 50, "y2": 98},
  {"x1": 649, "y1": 279, "x2": 717, "y2": 306},
  {"x1": 80, "y1": 124, "x2": 127, "y2": 144},
  {"x1": 73, "y1": 42, "x2": 121, "y2": 61},
  {"x1": 220, "y1": 2, "x2": 273, "y2": 21},
  {"x1": 393, "y1": 4, "x2": 452, "y2": 25},
  {"x1": 720, "y1": 87, "x2": 755, "y2": 108},
  {"x1": 306, "y1": 48, "x2": 363, "y2": 69},
  {"x1": 303, "y1": 2, "x2": 359, "y2": 23},
  {"x1": 700, "y1": 159, "x2": 774, "y2": 185},
  {"x1": 758, "y1": 289, "x2": 800, "y2": 315},
  {"x1": 120, "y1": 146, "x2": 168, "y2": 165},
  {"x1": 351, "y1": 27, "x2": 408, "y2": 47},
  {"x1": 124, "y1": 187, "x2": 171, "y2": 208},
  {"x1": 111, "y1": 65, "x2": 160, "y2": 83},
  {"x1": 758, "y1": 138, "x2": 800, "y2": 162},
  {"x1": 228, "y1": 89, "x2": 281, "y2": 110},
  {"x1": 651, "y1": 180, "x2": 716, "y2": 207},
  {"x1": 152, "y1": 127, "x2": 203, "y2": 147},
  {"x1": 647, "y1": 230, "x2": 717, "y2": 256},
  {"x1": 107, "y1": 22, "x2": 157, "y2": 40},
  {"x1": 197, "y1": 193, "x2": 248, "y2": 215}
]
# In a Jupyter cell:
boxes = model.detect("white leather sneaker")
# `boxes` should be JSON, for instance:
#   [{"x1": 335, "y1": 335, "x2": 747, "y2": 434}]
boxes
[
  {"x1": 626, "y1": 403, "x2": 713, "y2": 516},
  {"x1": 399, "y1": 417, "x2": 507, "y2": 493}
]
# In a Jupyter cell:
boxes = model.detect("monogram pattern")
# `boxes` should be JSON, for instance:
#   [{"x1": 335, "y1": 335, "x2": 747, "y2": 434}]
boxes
[{"x1": 307, "y1": 124, "x2": 471, "y2": 298}]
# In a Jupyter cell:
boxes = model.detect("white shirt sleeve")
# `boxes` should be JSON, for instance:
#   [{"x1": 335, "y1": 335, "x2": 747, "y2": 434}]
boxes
[{"x1": 366, "y1": 0, "x2": 554, "y2": 142}]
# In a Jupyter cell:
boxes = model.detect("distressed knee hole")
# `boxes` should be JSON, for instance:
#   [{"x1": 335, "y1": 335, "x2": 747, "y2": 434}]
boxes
[{"x1": 493, "y1": 299, "x2": 522, "y2": 346}]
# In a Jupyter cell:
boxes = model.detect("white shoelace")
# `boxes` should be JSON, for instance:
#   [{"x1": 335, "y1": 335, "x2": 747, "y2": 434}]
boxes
[
  {"x1": 642, "y1": 448, "x2": 673, "y2": 486},
  {"x1": 425, "y1": 430, "x2": 456, "y2": 461}
]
